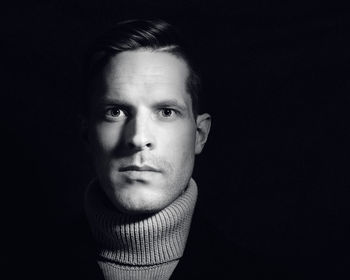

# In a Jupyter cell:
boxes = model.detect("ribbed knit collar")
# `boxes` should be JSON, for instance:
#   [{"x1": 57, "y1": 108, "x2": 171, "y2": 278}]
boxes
[{"x1": 85, "y1": 179, "x2": 198, "y2": 266}]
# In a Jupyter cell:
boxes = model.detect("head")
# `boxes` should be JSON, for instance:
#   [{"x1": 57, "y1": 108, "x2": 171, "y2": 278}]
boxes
[{"x1": 82, "y1": 19, "x2": 211, "y2": 214}]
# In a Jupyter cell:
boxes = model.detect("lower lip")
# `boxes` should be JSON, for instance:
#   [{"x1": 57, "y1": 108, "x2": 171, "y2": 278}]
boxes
[{"x1": 120, "y1": 170, "x2": 160, "y2": 181}]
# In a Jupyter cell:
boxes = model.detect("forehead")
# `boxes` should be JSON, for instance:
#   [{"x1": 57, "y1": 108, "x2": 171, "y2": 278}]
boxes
[
  {"x1": 98, "y1": 50, "x2": 191, "y2": 103},
  {"x1": 106, "y1": 50, "x2": 189, "y2": 84}
]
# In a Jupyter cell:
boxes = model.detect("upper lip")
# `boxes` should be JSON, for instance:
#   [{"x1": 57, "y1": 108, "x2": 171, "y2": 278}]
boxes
[{"x1": 119, "y1": 165, "x2": 160, "y2": 172}]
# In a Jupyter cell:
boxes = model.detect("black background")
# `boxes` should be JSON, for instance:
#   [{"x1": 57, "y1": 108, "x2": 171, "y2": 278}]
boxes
[{"x1": 2, "y1": 1, "x2": 350, "y2": 278}]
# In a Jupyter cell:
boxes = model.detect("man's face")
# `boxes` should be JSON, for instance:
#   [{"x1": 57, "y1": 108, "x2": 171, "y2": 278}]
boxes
[{"x1": 87, "y1": 50, "x2": 210, "y2": 214}]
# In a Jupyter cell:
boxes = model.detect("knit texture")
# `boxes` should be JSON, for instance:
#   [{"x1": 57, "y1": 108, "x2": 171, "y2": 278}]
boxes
[{"x1": 85, "y1": 179, "x2": 198, "y2": 280}]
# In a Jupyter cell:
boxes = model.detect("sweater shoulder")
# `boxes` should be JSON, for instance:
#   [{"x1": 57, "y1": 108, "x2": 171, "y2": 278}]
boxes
[{"x1": 171, "y1": 212, "x2": 284, "y2": 280}]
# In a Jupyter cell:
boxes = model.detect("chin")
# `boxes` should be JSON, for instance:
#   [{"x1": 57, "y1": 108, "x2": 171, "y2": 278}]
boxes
[
  {"x1": 117, "y1": 204, "x2": 163, "y2": 215},
  {"x1": 111, "y1": 185, "x2": 176, "y2": 215},
  {"x1": 115, "y1": 198, "x2": 168, "y2": 215}
]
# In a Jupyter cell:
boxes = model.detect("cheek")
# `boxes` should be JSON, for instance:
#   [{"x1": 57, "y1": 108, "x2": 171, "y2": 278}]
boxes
[
  {"x1": 90, "y1": 123, "x2": 122, "y2": 154},
  {"x1": 161, "y1": 124, "x2": 196, "y2": 161}
]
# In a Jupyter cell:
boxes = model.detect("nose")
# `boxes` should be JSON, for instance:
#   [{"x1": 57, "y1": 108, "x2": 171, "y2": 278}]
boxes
[{"x1": 125, "y1": 114, "x2": 154, "y2": 150}]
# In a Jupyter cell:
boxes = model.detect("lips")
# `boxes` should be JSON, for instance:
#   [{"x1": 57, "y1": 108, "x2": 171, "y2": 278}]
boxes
[{"x1": 119, "y1": 165, "x2": 160, "y2": 172}]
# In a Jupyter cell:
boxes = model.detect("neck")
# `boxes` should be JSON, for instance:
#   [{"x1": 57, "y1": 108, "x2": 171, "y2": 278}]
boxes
[{"x1": 85, "y1": 179, "x2": 198, "y2": 279}]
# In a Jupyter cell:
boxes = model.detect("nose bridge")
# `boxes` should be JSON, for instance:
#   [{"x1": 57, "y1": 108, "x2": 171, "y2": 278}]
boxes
[{"x1": 126, "y1": 108, "x2": 153, "y2": 149}]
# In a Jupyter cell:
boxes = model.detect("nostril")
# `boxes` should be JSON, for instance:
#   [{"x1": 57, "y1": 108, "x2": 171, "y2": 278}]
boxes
[
  {"x1": 127, "y1": 142, "x2": 135, "y2": 149},
  {"x1": 127, "y1": 140, "x2": 152, "y2": 150}
]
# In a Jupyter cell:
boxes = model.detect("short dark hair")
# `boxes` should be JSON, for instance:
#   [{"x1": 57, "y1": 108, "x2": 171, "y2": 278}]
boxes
[{"x1": 82, "y1": 19, "x2": 201, "y2": 117}]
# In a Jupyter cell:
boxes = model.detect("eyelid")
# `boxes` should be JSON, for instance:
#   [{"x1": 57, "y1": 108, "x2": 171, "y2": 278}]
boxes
[
  {"x1": 160, "y1": 107, "x2": 180, "y2": 114},
  {"x1": 156, "y1": 107, "x2": 183, "y2": 120},
  {"x1": 157, "y1": 104, "x2": 182, "y2": 112},
  {"x1": 104, "y1": 106, "x2": 129, "y2": 121}
]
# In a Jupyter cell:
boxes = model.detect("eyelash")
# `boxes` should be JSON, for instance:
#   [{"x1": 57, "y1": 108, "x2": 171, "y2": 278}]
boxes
[
  {"x1": 103, "y1": 106, "x2": 181, "y2": 121},
  {"x1": 158, "y1": 108, "x2": 178, "y2": 118},
  {"x1": 104, "y1": 107, "x2": 128, "y2": 120}
]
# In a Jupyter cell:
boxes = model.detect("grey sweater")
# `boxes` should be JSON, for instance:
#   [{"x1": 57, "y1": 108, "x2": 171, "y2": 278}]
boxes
[{"x1": 85, "y1": 179, "x2": 198, "y2": 280}]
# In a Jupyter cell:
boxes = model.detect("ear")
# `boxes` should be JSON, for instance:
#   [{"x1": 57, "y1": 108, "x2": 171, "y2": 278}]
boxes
[{"x1": 195, "y1": 113, "x2": 212, "y2": 154}]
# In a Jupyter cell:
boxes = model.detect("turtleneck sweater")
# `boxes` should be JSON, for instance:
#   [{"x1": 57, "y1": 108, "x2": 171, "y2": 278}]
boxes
[{"x1": 85, "y1": 179, "x2": 198, "y2": 280}]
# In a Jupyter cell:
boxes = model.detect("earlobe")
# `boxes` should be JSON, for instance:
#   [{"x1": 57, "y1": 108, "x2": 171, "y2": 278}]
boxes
[{"x1": 195, "y1": 113, "x2": 212, "y2": 154}]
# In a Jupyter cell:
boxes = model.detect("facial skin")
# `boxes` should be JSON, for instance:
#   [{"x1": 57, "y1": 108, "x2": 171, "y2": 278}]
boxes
[{"x1": 86, "y1": 50, "x2": 211, "y2": 214}]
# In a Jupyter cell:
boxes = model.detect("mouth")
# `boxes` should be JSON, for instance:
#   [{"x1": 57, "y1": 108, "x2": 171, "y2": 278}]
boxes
[
  {"x1": 118, "y1": 165, "x2": 161, "y2": 183},
  {"x1": 119, "y1": 165, "x2": 161, "y2": 173}
]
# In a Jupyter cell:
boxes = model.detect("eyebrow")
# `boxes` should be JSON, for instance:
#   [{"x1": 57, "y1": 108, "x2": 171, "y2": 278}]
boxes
[
  {"x1": 152, "y1": 99, "x2": 188, "y2": 111},
  {"x1": 97, "y1": 97, "x2": 132, "y2": 108}
]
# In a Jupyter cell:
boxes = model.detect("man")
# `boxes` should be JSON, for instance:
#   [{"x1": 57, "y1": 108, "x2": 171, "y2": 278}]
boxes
[
  {"x1": 79, "y1": 19, "x2": 283, "y2": 280},
  {"x1": 81, "y1": 19, "x2": 211, "y2": 279}
]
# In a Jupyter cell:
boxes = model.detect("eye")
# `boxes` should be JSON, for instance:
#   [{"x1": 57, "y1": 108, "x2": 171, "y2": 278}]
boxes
[
  {"x1": 160, "y1": 108, "x2": 175, "y2": 118},
  {"x1": 109, "y1": 107, "x2": 121, "y2": 117},
  {"x1": 105, "y1": 107, "x2": 127, "y2": 121},
  {"x1": 157, "y1": 108, "x2": 183, "y2": 121}
]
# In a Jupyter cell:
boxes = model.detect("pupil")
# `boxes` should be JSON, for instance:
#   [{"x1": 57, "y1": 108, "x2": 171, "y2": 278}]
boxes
[
  {"x1": 164, "y1": 109, "x2": 171, "y2": 116},
  {"x1": 111, "y1": 108, "x2": 120, "y2": 117}
]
